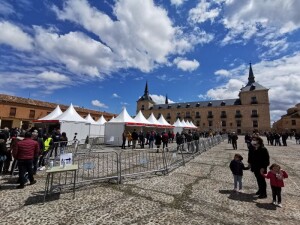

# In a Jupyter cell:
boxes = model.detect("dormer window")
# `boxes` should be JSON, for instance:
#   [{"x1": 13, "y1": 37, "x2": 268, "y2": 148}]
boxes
[
  {"x1": 141, "y1": 105, "x2": 145, "y2": 110},
  {"x1": 186, "y1": 104, "x2": 190, "y2": 108},
  {"x1": 158, "y1": 106, "x2": 162, "y2": 109},
  {"x1": 221, "y1": 101, "x2": 226, "y2": 106},
  {"x1": 177, "y1": 104, "x2": 181, "y2": 108},
  {"x1": 196, "y1": 103, "x2": 200, "y2": 107},
  {"x1": 208, "y1": 102, "x2": 212, "y2": 106},
  {"x1": 250, "y1": 84, "x2": 256, "y2": 91},
  {"x1": 168, "y1": 105, "x2": 171, "y2": 109}
]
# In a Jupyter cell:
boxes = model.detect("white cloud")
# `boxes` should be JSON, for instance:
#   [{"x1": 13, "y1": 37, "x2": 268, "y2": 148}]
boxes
[
  {"x1": 214, "y1": 69, "x2": 230, "y2": 77},
  {"x1": 157, "y1": 74, "x2": 167, "y2": 81},
  {"x1": 174, "y1": 57, "x2": 200, "y2": 71},
  {"x1": 37, "y1": 71, "x2": 70, "y2": 82},
  {"x1": 220, "y1": 0, "x2": 300, "y2": 48},
  {"x1": 0, "y1": 21, "x2": 33, "y2": 50},
  {"x1": 91, "y1": 100, "x2": 108, "y2": 108},
  {"x1": 150, "y1": 94, "x2": 175, "y2": 104},
  {"x1": 52, "y1": 0, "x2": 177, "y2": 72},
  {"x1": 170, "y1": 0, "x2": 186, "y2": 7},
  {"x1": 188, "y1": 0, "x2": 221, "y2": 24},
  {"x1": 201, "y1": 52, "x2": 300, "y2": 121},
  {"x1": 112, "y1": 93, "x2": 120, "y2": 98}
]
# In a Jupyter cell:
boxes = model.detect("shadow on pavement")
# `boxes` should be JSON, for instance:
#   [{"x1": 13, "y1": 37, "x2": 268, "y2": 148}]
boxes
[
  {"x1": 24, "y1": 192, "x2": 60, "y2": 205},
  {"x1": 219, "y1": 189, "x2": 256, "y2": 203},
  {"x1": 256, "y1": 202, "x2": 277, "y2": 210}
]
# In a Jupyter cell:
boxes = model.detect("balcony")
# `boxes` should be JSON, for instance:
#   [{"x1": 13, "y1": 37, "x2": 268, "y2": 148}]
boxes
[
  {"x1": 207, "y1": 115, "x2": 214, "y2": 119},
  {"x1": 220, "y1": 114, "x2": 227, "y2": 119},
  {"x1": 195, "y1": 115, "x2": 201, "y2": 119},
  {"x1": 185, "y1": 116, "x2": 192, "y2": 119},
  {"x1": 251, "y1": 114, "x2": 259, "y2": 118},
  {"x1": 235, "y1": 114, "x2": 242, "y2": 118}
]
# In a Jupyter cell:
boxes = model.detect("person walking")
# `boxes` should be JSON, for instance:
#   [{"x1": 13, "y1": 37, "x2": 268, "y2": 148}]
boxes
[
  {"x1": 12, "y1": 132, "x2": 39, "y2": 189},
  {"x1": 231, "y1": 132, "x2": 238, "y2": 150},
  {"x1": 261, "y1": 163, "x2": 288, "y2": 207},
  {"x1": 248, "y1": 136, "x2": 270, "y2": 198},
  {"x1": 121, "y1": 131, "x2": 126, "y2": 149},
  {"x1": 229, "y1": 154, "x2": 249, "y2": 192},
  {"x1": 131, "y1": 129, "x2": 139, "y2": 149}
]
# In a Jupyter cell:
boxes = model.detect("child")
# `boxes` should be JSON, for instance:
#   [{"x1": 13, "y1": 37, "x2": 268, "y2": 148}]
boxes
[
  {"x1": 261, "y1": 163, "x2": 288, "y2": 207},
  {"x1": 229, "y1": 154, "x2": 249, "y2": 192}
]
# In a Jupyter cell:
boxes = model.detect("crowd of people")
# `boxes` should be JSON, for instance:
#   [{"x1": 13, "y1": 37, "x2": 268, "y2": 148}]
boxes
[{"x1": 0, "y1": 127, "x2": 70, "y2": 189}]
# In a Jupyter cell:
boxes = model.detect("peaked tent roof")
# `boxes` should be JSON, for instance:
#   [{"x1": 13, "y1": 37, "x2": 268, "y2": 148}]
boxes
[
  {"x1": 39, "y1": 105, "x2": 63, "y2": 120},
  {"x1": 147, "y1": 113, "x2": 162, "y2": 127},
  {"x1": 190, "y1": 121, "x2": 198, "y2": 128},
  {"x1": 181, "y1": 120, "x2": 189, "y2": 128},
  {"x1": 96, "y1": 115, "x2": 107, "y2": 125},
  {"x1": 54, "y1": 104, "x2": 88, "y2": 123},
  {"x1": 134, "y1": 110, "x2": 152, "y2": 125},
  {"x1": 85, "y1": 114, "x2": 97, "y2": 124},
  {"x1": 157, "y1": 115, "x2": 174, "y2": 127},
  {"x1": 108, "y1": 108, "x2": 142, "y2": 125},
  {"x1": 173, "y1": 118, "x2": 184, "y2": 127}
]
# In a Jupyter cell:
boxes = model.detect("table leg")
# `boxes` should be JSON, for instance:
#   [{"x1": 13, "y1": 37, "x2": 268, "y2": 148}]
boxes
[
  {"x1": 44, "y1": 174, "x2": 50, "y2": 203},
  {"x1": 73, "y1": 170, "x2": 76, "y2": 199}
]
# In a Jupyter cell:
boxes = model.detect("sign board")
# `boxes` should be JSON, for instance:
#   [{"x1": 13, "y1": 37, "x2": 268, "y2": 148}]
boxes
[{"x1": 60, "y1": 153, "x2": 73, "y2": 167}]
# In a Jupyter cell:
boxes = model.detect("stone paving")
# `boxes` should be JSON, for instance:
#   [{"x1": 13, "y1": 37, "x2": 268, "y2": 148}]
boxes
[{"x1": 1, "y1": 137, "x2": 300, "y2": 225}]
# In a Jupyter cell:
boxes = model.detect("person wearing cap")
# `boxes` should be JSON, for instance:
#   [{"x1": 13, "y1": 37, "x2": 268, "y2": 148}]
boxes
[{"x1": 12, "y1": 132, "x2": 39, "y2": 189}]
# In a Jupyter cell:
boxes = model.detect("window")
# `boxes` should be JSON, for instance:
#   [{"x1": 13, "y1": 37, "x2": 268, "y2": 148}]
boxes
[
  {"x1": 221, "y1": 101, "x2": 226, "y2": 106},
  {"x1": 251, "y1": 109, "x2": 258, "y2": 117},
  {"x1": 141, "y1": 105, "x2": 144, "y2": 110},
  {"x1": 236, "y1": 120, "x2": 241, "y2": 127},
  {"x1": 292, "y1": 120, "x2": 296, "y2": 125},
  {"x1": 196, "y1": 121, "x2": 200, "y2": 126},
  {"x1": 166, "y1": 113, "x2": 171, "y2": 119},
  {"x1": 208, "y1": 111, "x2": 213, "y2": 118},
  {"x1": 222, "y1": 121, "x2": 226, "y2": 127},
  {"x1": 208, "y1": 102, "x2": 212, "y2": 106},
  {"x1": 209, "y1": 121, "x2": 213, "y2": 127},
  {"x1": 251, "y1": 96, "x2": 258, "y2": 104},
  {"x1": 221, "y1": 111, "x2": 227, "y2": 118},
  {"x1": 235, "y1": 110, "x2": 242, "y2": 118},
  {"x1": 9, "y1": 107, "x2": 16, "y2": 117},
  {"x1": 186, "y1": 104, "x2": 190, "y2": 108},
  {"x1": 195, "y1": 112, "x2": 200, "y2": 118},
  {"x1": 185, "y1": 112, "x2": 191, "y2": 118},
  {"x1": 196, "y1": 103, "x2": 200, "y2": 107},
  {"x1": 176, "y1": 112, "x2": 181, "y2": 118},
  {"x1": 253, "y1": 120, "x2": 258, "y2": 127},
  {"x1": 29, "y1": 110, "x2": 35, "y2": 119}
]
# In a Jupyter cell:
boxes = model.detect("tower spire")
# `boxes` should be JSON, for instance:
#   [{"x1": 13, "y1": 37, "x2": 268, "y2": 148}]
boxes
[
  {"x1": 144, "y1": 81, "x2": 149, "y2": 96},
  {"x1": 247, "y1": 63, "x2": 255, "y2": 85},
  {"x1": 165, "y1": 94, "x2": 169, "y2": 104}
]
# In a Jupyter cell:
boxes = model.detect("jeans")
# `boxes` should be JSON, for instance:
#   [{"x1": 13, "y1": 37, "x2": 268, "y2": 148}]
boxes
[
  {"x1": 149, "y1": 140, "x2": 154, "y2": 149},
  {"x1": 18, "y1": 159, "x2": 34, "y2": 186},
  {"x1": 271, "y1": 186, "x2": 282, "y2": 203},
  {"x1": 233, "y1": 175, "x2": 243, "y2": 190}
]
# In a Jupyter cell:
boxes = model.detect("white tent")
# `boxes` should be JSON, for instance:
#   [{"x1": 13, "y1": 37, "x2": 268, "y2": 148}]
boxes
[
  {"x1": 39, "y1": 105, "x2": 63, "y2": 120},
  {"x1": 96, "y1": 115, "x2": 107, "y2": 136},
  {"x1": 85, "y1": 114, "x2": 102, "y2": 137},
  {"x1": 51, "y1": 104, "x2": 90, "y2": 143},
  {"x1": 157, "y1": 114, "x2": 174, "y2": 128},
  {"x1": 190, "y1": 121, "x2": 198, "y2": 128},
  {"x1": 147, "y1": 113, "x2": 162, "y2": 127},
  {"x1": 134, "y1": 110, "x2": 152, "y2": 126},
  {"x1": 173, "y1": 118, "x2": 184, "y2": 134},
  {"x1": 104, "y1": 108, "x2": 143, "y2": 145},
  {"x1": 181, "y1": 119, "x2": 189, "y2": 128}
]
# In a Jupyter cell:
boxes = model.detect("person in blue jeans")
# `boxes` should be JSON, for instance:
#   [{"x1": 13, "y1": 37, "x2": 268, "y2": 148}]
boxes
[{"x1": 230, "y1": 154, "x2": 249, "y2": 192}]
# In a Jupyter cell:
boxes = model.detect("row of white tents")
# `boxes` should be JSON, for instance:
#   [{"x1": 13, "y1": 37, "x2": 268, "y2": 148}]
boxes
[{"x1": 34, "y1": 104, "x2": 197, "y2": 145}]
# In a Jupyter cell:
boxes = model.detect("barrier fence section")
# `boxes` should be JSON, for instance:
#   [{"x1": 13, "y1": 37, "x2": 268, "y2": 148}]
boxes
[{"x1": 45, "y1": 135, "x2": 226, "y2": 189}]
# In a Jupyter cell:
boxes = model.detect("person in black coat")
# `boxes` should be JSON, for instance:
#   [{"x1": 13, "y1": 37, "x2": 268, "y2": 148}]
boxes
[{"x1": 248, "y1": 136, "x2": 270, "y2": 198}]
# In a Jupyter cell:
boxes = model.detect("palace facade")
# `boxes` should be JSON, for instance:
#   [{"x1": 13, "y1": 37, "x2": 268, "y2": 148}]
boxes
[
  {"x1": 273, "y1": 103, "x2": 300, "y2": 133},
  {"x1": 0, "y1": 94, "x2": 115, "y2": 130},
  {"x1": 137, "y1": 64, "x2": 271, "y2": 134}
]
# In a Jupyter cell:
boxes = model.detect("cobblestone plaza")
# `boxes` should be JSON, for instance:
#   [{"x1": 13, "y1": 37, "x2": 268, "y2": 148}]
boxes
[{"x1": 1, "y1": 137, "x2": 299, "y2": 225}]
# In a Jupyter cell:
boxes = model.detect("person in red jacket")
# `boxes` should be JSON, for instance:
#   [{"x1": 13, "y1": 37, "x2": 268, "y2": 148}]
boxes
[
  {"x1": 261, "y1": 163, "x2": 288, "y2": 207},
  {"x1": 12, "y1": 132, "x2": 39, "y2": 189}
]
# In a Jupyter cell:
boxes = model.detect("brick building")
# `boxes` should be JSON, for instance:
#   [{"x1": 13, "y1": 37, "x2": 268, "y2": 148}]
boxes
[
  {"x1": 273, "y1": 103, "x2": 300, "y2": 133},
  {"x1": 0, "y1": 94, "x2": 115, "y2": 130},
  {"x1": 137, "y1": 64, "x2": 271, "y2": 134}
]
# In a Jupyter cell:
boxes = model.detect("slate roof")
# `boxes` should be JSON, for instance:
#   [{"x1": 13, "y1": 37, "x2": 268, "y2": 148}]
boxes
[
  {"x1": 151, "y1": 98, "x2": 241, "y2": 110},
  {"x1": 240, "y1": 82, "x2": 268, "y2": 92}
]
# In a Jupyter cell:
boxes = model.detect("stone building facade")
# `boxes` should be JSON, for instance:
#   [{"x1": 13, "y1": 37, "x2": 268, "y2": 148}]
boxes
[
  {"x1": 273, "y1": 103, "x2": 300, "y2": 133},
  {"x1": 137, "y1": 64, "x2": 271, "y2": 134},
  {"x1": 0, "y1": 94, "x2": 115, "y2": 129}
]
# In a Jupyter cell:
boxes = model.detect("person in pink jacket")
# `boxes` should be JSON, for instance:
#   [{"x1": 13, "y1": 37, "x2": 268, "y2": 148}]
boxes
[{"x1": 261, "y1": 163, "x2": 288, "y2": 207}]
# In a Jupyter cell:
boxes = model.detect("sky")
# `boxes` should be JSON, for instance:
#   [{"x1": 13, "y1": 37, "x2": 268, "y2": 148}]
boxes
[{"x1": 0, "y1": 0, "x2": 300, "y2": 123}]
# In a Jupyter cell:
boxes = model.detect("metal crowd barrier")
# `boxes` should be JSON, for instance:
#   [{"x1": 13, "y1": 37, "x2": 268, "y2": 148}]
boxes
[{"x1": 44, "y1": 135, "x2": 227, "y2": 188}]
